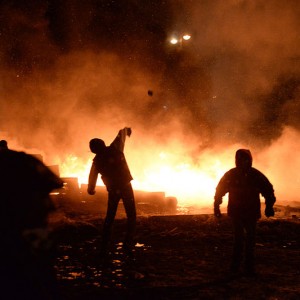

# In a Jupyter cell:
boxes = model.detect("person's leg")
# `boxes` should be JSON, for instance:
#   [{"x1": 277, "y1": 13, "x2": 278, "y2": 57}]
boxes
[
  {"x1": 231, "y1": 217, "x2": 244, "y2": 273},
  {"x1": 102, "y1": 190, "x2": 120, "y2": 253},
  {"x1": 244, "y1": 218, "x2": 257, "y2": 275},
  {"x1": 121, "y1": 183, "x2": 136, "y2": 252}
]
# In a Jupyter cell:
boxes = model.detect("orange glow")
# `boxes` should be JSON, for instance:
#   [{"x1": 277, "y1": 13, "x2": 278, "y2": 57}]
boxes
[
  {"x1": 54, "y1": 127, "x2": 300, "y2": 209},
  {"x1": 59, "y1": 149, "x2": 233, "y2": 207},
  {"x1": 58, "y1": 128, "x2": 300, "y2": 208},
  {"x1": 131, "y1": 152, "x2": 228, "y2": 206},
  {"x1": 54, "y1": 128, "x2": 300, "y2": 210},
  {"x1": 59, "y1": 154, "x2": 93, "y2": 186}
]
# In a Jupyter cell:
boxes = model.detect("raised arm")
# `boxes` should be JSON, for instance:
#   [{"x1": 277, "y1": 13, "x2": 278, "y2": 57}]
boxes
[{"x1": 111, "y1": 127, "x2": 132, "y2": 152}]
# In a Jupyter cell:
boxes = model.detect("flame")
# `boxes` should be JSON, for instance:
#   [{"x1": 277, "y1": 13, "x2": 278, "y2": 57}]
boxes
[
  {"x1": 130, "y1": 151, "x2": 231, "y2": 206},
  {"x1": 59, "y1": 154, "x2": 92, "y2": 186},
  {"x1": 59, "y1": 150, "x2": 232, "y2": 207}
]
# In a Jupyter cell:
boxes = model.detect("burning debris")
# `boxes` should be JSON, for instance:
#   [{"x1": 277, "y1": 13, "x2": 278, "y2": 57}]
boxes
[{"x1": 52, "y1": 179, "x2": 177, "y2": 216}]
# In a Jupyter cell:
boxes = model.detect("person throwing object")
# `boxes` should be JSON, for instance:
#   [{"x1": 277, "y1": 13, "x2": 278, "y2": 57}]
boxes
[{"x1": 87, "y1": 127, "x2": 136, "y2": 256}]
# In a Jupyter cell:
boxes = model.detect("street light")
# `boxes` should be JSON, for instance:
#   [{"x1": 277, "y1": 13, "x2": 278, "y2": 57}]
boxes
[
  {"x1": 168, "y1": 33, "x2": 192, "y2": 48},
  {"x1": 182, "y1": 34, "x2": 191, "y2": 41}
]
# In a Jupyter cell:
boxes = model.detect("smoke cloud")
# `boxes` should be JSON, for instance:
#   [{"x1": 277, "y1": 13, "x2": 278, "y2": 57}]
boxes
[{"x1": 0, "y1": 0, "x2": 299, "y2": 205}]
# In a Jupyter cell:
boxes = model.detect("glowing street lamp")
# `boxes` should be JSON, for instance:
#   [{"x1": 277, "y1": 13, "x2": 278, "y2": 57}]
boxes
[
  {"x1": 168, "y1": 33, "x2": 192, "y2": 48},
  {"x1": 170, "y1": 37, "x2": 179, "y2": 45},
  {"x1": 182, "y1": 34, "x2": 191, "y2": 41}
]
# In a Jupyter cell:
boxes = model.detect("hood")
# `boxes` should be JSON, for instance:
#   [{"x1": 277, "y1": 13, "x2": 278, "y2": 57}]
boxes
[{"x1": 235, "y1": 149, "x2": 252, "y2": 169}]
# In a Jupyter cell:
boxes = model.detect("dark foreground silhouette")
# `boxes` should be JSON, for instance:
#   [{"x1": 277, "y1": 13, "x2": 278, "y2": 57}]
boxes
[{"x1": 0, "y1": 146, "x2": 63, "y2": 299}]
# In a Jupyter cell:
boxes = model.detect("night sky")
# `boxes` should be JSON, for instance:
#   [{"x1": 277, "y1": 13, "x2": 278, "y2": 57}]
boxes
[{"x1": 0, "y1": 0, "x2": 300, "y2": 164}]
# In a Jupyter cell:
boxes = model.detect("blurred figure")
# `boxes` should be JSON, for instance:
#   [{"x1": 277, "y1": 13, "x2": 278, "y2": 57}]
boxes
[
  {"x1": 87, "y1": 127, "x2": 136, "y2": 256},
  {"x1": 214, "y1": 149, "x2": 276, "y2": 276},
  {"x1": 0, "y1": 146, "x2": 64, "y2": 299},
  {"x1": 0, "y1": 139, "x2": 8, "y2": 151}
]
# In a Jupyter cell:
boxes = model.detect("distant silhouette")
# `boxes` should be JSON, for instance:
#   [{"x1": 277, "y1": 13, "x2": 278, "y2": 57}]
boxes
[
  {"x1": 0, "y1": 146, "x2": 64, "y2": 299},
  {"x1": 0, "y1": 139, "x2": 8, "y2": 151},
  {"x1": 214, "y1": 149, "x2": 276, "y2": 276},
  {"x1": 87, "y1": 127, "x2": 136, "y2": 256}
]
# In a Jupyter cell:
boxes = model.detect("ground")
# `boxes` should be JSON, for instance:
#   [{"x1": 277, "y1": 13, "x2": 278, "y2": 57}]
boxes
[{"x1": 49, "y1": 201, "x2": 300, "y2": 299}]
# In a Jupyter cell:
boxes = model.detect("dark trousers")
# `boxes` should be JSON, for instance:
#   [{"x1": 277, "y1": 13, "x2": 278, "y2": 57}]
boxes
[
  {"x1": 102, "y1": 183, "x2": 136, "y2": 250},
  {"x1": 231, "y1": 217, "x2": 257, "y2": 273}
]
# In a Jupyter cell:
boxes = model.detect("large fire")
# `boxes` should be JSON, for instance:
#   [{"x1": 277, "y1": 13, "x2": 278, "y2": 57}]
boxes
[
  {"x1": 53, "y1": 127, "x2": 300, "y2": 208},
  {"x1": 58, "y1": 149, "x2": 233, "y2": 207}
]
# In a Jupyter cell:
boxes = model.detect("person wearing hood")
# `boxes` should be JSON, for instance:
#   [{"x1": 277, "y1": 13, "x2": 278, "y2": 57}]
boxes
[
  {"x1": 214, "y1": 149, "x2": 276, "y2": 276},
  {"x1": 87, "y1": 127, "x2": 136, "y2": 256}
]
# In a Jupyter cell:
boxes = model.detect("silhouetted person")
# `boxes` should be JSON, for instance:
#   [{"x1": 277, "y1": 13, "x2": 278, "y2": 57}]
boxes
[
  {"x1": 0, "y1": 139, "x2": 8, "y2": 151},
  {"x1": 0, "y1": 146, "x2": 64, "y2": 299},
  {"x1": 214, "y1": 149, "x2": 276, "y2": 276},
  {"x1": 87, "y1": 127, "x2": 136, "y2": 256}
]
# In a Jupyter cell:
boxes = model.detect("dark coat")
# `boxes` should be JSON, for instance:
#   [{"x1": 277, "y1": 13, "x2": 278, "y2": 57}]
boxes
[
  {"x1": 88, "y1": 128, "x2": 133, "y2": 192},
  {"x1": 214, "y1": 167, "x2": 276, "y2": 219},
  {"x1": 92, "y1": 146, "x2": 133, "y2": 189}
]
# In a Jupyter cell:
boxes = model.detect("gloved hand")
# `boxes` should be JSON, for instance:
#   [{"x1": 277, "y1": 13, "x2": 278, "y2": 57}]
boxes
[
  {"x1": 265, "y1": 206, "x2": 274, "y2": 217},
  {"x1": 214, "y1": 205, "x2": 222, "y2": 218}
]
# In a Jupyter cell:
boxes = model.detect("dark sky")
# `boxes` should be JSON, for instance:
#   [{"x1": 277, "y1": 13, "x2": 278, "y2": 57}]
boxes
[{"x1": 0, "y1": 0, "x2": 300, "y2": 157}]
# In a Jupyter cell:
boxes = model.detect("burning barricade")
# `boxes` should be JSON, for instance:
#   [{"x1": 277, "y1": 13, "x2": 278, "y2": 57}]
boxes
[{"x1": 51, "y1": 177, "x2": 177, "y2": 215}]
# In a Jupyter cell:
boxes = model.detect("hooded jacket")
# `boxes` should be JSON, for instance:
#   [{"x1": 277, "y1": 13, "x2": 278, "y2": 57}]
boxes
[{"x1": 214, "y1": 149, "x2": 276, "y2": 219}]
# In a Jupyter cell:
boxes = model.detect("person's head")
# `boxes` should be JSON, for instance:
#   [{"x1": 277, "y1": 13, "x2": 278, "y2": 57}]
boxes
[
  {"x1": 235, "y1": 149, "x2": 252, "y2": 170},
  {"x1": 89, "y1": 138, "x2": 106, "y2": 154},
  {"x1": 0, "y1": 140, "x2": 8, "y2": 150}
]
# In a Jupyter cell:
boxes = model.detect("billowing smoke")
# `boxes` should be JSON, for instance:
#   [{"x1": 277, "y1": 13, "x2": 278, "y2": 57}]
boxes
[{"x1": 0, "y1": 0, "x2": 299, "y2": 205}]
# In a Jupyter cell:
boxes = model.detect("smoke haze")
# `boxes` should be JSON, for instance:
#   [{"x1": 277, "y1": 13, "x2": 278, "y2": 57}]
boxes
[{"x1": 0, "y1": 0, "x2": 299, "y2": 205}]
